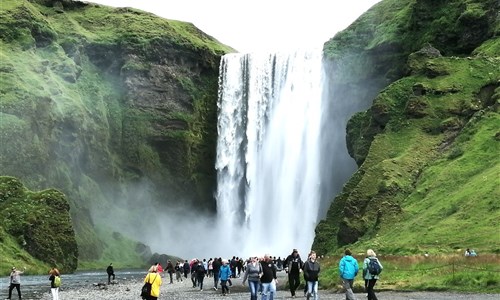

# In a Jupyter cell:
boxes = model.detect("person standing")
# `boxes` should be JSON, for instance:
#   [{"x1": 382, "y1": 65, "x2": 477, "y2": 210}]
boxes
[
  {"x1": 106, "y1": 263, "x2": 115, "y2": 284},
  {"x1": 260, "y1": 254, "x2": 278, "y2": 300},
  {"x1": 7, "y1": 266, "x2": 26, "y2": 300},
  {"x1": 48, "y1": 267, "x2": 60, "y2": 300},
  {"x1": 155, "y1": 262, "x2": 164, "y2": 277},
  {"x1": 284, "y1": 248, "x2": 303, "y2": 298},
  {"x1": 241, "y1": 256, "x2": 262, "y2": 300},
  {"x1": 339, "y1": 248, "x2": 359, "y2": 300},
  {"x1": 363, "y1": 249, "x2": 383, "y2": 300},
  {"x1": 219, "y1": 259, "x2": 232, "y2": 296},
  {"x1": 165, "y1": 260, "x2": 174, "y2": 284},
  {"x1": 143, "y1": 265, "x2": 162, "y2": 300},
  {"x1": 303, "y1": 251, "x2": 320, "y2": 300}
]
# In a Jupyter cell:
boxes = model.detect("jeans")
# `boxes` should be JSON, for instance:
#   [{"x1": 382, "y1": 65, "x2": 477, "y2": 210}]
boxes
[
  {"x1": 247, "y1": 280, "x2": 260, "y2": 300},
  {"x1": 342, "y1": 278, "x2": 356, "y2": 300},
  {"x1": 221, "y1": 280, "x2": 229, "y2": 294},
  {"x1": 306, "y1": 281, "x2": 318, "y2": 300},
  {"x1": 261, "y1": 281, "x2": 276, "y2": 300},
  {"x1": 213, "y1": 271, "x2": 220, "y2": 288}
]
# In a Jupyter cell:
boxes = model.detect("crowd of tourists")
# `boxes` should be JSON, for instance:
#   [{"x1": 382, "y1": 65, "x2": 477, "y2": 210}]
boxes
[{"x1": 5, "y1": 248, "x2": 384, "y2": 300}]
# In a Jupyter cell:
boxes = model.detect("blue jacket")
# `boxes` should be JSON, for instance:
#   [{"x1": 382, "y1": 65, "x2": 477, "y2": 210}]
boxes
[
  {"x1": 219, "y1": 265, "x2": 232, "y2": 281},
  {"x1": 339, "y1": 255, "x2": 359, "y2": 280}
]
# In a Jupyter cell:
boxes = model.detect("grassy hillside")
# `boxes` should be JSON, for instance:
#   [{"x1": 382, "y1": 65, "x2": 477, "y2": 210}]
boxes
[
  {"x1": 0, "y1": 0, "x2": 230, "y2": 269},
  {"x1": 314, "y1": 0, "x2": 500, "y2": 255},
  {"x1": 314, "y1": 52, "x2": 500, "y2": 255},
  {"x1": 0, "y1": 176, "x2": 78, "y2": 273}
]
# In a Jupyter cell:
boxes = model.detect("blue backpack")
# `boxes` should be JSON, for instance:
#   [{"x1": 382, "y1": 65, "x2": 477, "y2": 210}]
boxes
[{"x1": 368, "y1": 258, "x2": 382, "y2": 275}]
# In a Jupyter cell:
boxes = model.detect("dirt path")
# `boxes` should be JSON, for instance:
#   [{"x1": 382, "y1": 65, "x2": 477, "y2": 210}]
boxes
[{"x1": 37, "y1": 272, "x2": 499, "y2": 300}]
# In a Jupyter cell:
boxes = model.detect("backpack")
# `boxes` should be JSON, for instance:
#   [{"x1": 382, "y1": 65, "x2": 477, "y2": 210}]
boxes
[
  {"x1": 54, "y1": 276, "x2": 61, "y2": 287},
  {"x1": 368, "y1": 258, "x2": 382, "y2": 276},
  {"x1": 140, "y1": 274, "x2": 157, "y2": 299}
]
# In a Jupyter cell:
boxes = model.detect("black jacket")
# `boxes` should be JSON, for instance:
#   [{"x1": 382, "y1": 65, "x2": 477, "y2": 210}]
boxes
[
  {"x1": 260, "y1": 261, "x2": 277, "y2": 283},
  {"x1": 303, "y1": 259, "x2": 320, "y2": 281}
]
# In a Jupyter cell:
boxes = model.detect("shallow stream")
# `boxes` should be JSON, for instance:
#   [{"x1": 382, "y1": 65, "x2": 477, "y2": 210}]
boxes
[{"x1": 0, "y1": 268, "x2": 146, "y2": 299}]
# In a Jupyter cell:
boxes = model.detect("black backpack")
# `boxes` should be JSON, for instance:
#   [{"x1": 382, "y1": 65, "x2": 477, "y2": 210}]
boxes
[{"x1": 368, "y1": 258, "x2": 382, "y2": 275}]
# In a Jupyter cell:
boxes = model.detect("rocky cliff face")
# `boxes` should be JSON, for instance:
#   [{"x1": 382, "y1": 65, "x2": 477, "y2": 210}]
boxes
[
  {"x1": 0, "y1": 0, "x2": 232, "y2": 263},
  {"x1": 313, "y1": 0, "x2": 499, "y2": 254}
]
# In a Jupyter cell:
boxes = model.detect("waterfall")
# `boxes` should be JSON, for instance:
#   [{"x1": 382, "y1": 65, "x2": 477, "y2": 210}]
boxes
[{"x1": 215, "y1": 49, "x2": 345, "y2": 257}]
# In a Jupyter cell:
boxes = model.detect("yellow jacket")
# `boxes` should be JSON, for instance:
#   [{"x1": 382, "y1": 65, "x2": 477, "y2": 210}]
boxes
[{"x1": 144, "y1": 272, "x2": 162, "y2": 297}]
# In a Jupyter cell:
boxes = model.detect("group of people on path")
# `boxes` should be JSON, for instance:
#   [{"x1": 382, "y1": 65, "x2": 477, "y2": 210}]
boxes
[
  {"x1": 5, "y1": 248, "x2": 382, "y2": 300},
  {"x1": 282, "y1": 249, "x2": 321, "y2": 300},
  {"x1": 339, "y1": 248, "x2": 383, "y2": 300}
]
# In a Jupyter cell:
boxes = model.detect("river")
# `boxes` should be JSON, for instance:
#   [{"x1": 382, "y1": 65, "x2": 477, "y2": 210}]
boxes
[{"x1": 0, "y1": 269, "x2": 146, "y2": 299}]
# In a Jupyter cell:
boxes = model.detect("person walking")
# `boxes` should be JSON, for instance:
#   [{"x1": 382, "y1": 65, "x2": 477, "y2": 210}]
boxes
[
  {"x1": 363, "y1": 249, "x2": 383, "y2": 300},
  {"x1": 48, "y1": 267, "x2": 60, "y2": 300},
  {"x1": 142, "y1": 265, "x2": 162, "y2": 300},
  {"x1": 195, "y1": 260, "x2": 206, "y2": 291},
  {"x1": 219, "y1": 259, "x2": 232, "y2": 296},
  {"x1": 190, "y1": 259, "x2": 198, "y2": 288},
  {"x1": 106, "y1": 263, "x2": 115, "y2": 284},
  {"x1": 284, "y1": 248, "x2": 303, "y2": 298},
  {"x1": 7, "y1": 266, "x2": 26, "y2": 300},
  {"x1": 241, "y1": 256, "x2": 262, "y2": 300},
  {"x1": 303, "y1": 251, "x2": 320, "y2": 300},
  {"x1": 339, "y1": 248, "x2": 359, "y2": 300},
  {"x1": 183, "y1": 260, "x2": 190, "y2": 279},
  {"x1": 212, "y1": 257, "x2": 222, "y2": 290},
  {"x1": 260, "y1": 254, "x2": 278, "y2": 300},
  {"x1": 175, "y1": 261, "x2": 183, "y2": 282}
]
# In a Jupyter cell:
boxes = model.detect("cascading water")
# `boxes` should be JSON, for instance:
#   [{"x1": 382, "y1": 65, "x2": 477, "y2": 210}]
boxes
[{"x1": 215, "y1": 49, "x2": 346, "y2": 257}]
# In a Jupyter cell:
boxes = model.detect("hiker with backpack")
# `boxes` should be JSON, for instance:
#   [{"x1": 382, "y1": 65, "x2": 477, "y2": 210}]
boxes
[
  {"x1": 363, "y1": 249, "x2": 383, "y2": 300},
  {"x1": 49, "y1": 267, "x2": 61, "y2": 300}
]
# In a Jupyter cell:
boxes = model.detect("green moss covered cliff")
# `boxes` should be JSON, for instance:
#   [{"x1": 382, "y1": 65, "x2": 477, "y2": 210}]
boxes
[
  {"x1": 0, "y1": 176, "x2": 78, "y2": 272},
  {"x1": 313, "y1": 0, "x2": 499, "y2": 255},
  {"x1": 0, "y1": 0, "x2": 232, "y2": 267}
]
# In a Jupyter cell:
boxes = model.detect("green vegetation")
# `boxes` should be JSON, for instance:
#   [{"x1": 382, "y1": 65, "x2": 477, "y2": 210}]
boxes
[
  {"x1": 0, "y1": 176, "x2": 78, "y2": 274},
  {"x1": 318, "y1": 254, "x2": 500, "y2": 293},
  {"x1": 77, "y1": 227, "x2": 150, "y2": 270},
  {"x1": 0, "y1": 0, "x2": 230, "y2": 268},
  {"x1": 313, "y1": 0, "x2": 499, "y2": 293}
]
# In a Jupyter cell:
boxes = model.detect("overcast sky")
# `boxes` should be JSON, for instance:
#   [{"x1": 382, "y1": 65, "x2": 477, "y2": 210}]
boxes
[{"x1": 86, "y1": 0, "x2": 381, "y2": 53}]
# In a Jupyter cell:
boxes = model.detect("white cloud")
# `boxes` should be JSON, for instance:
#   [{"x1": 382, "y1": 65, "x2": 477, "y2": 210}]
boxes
[{"x1": 85, "y1": 0, "x2": 381, "y2": 53}]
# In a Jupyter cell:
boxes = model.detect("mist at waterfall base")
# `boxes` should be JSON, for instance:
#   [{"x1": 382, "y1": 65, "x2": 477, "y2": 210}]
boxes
[{"x1": 93, "y1": 49, "x2": 370, "y2": 260}]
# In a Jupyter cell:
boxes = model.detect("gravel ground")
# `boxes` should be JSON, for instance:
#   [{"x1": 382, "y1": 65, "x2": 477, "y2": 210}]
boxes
[{"x1": 35, "y1": 272, "x2": 499, "y2": 300}]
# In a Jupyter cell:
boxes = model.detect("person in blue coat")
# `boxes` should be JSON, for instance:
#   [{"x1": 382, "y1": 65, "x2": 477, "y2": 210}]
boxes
[
  {"x1": 219, "y1": 260, "x2": 232, "y2": 296},
  {"x1": 339, "y1": 249, "x2": 359, "y2": 300}
]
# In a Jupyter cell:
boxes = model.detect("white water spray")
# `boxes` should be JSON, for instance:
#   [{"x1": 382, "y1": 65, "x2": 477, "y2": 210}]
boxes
[{"x1": 215, "y1": 49, "x2": 339, "y2": 257}]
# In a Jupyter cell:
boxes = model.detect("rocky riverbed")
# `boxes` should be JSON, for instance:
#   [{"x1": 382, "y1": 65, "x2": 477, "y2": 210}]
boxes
[{"x1": 32, "y1": 272, "x2": 499, "y2": 300}]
